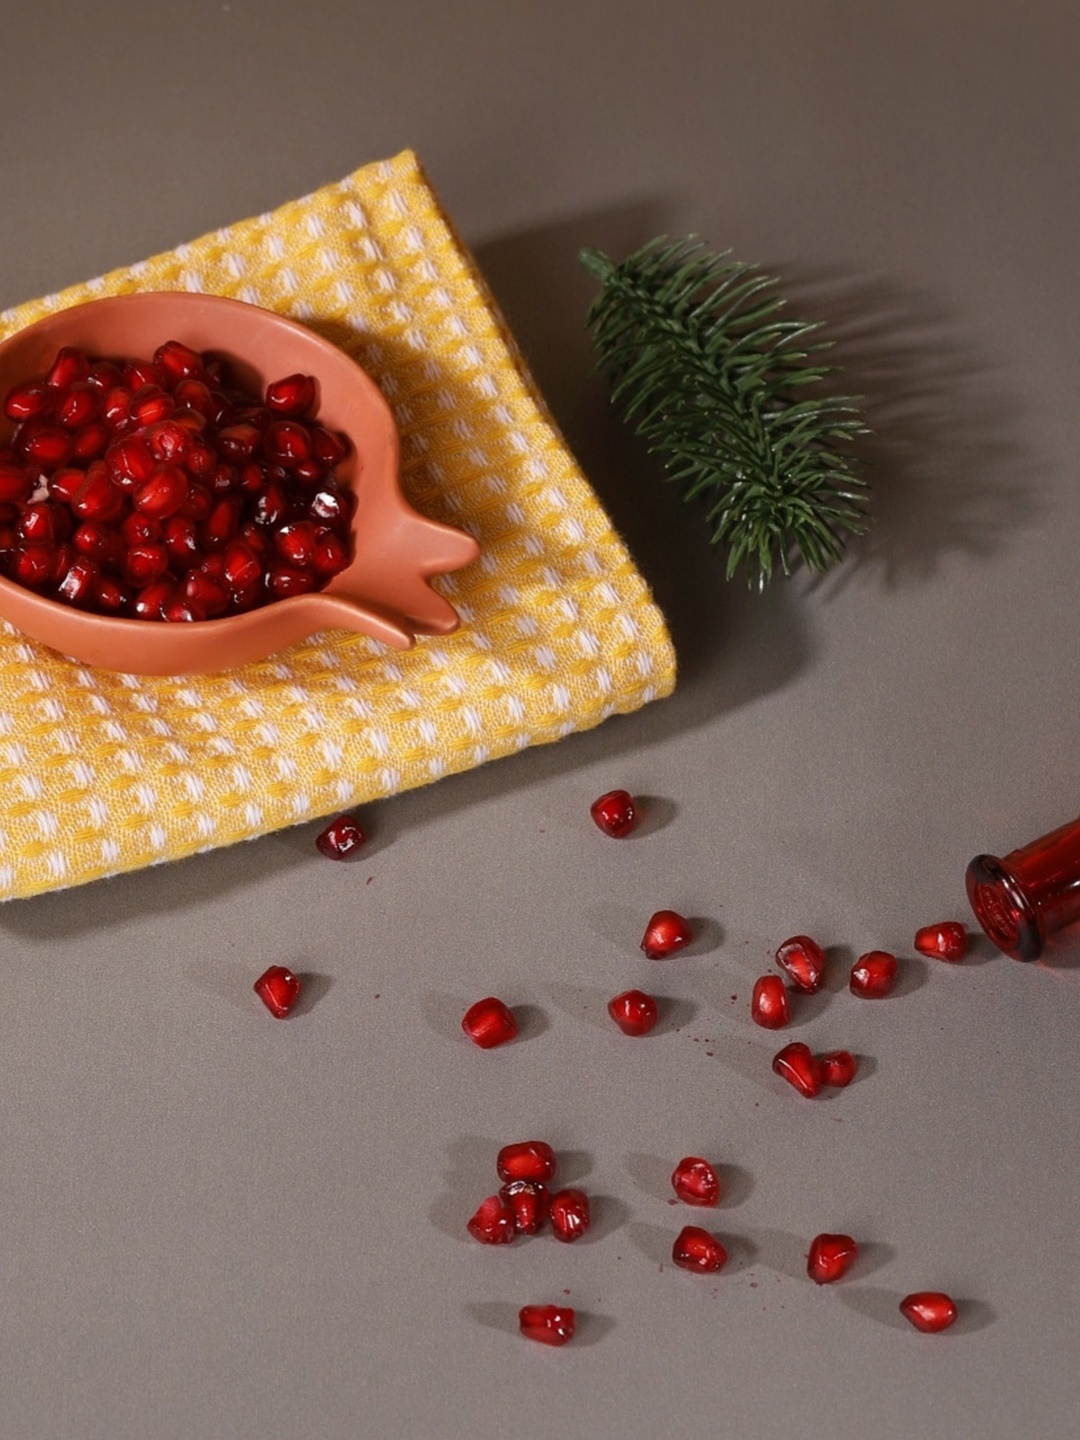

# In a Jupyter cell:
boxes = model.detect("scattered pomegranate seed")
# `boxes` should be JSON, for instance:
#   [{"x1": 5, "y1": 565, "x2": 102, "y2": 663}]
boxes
[
  {"x1": 914, "y1": 922, "x2": 968, "y2": 962},
  {"x1": 775, "y1": 935, "x2": 826, "y2": 994},
  {"x1": 590, "y1": 788, "x2": 637, "y2": 837},
  {"x1": 899, "y1": 1291, "x2": 958, "y2": 1333},
  {"x1": 772, "y1": 1042, "x2": 823, "y2": 1098},
  {"x1": 807, "y1": 1233, "x2": 858, "y2": 1284},
  {"x1": 519, "y1": 1305, "x2": 575, "y2": 1346},
  {"x1": 607, "y1": 988, "x2": 659, "y2": 1036},
  {"x1": 750, "y1": 974, "x2": 790, "y2": 1029},
  {"x1": 253, "y1": 964, "x2": 301, "y2": 1018},
  {"x1": 314, "y1": 813, "x2": 366, "y2": 860},
  {"x1": 549, "y1": 1188, "x2": 591, "y2": 1242},
  {"x1": 496, "y1": 1141, "x2": 557, "y2": 1184},
  {"x1": 850, "y1": 951, "x2": 898, "y2": 998},
  {"x1": 672, "y1": 1225, "x2": 728, "y2": 1273},
  {"x1": 671, "y1": 1156, "x2": 721, "y2": 1206},
  {"x1": 641, "y1": 909, "x2": 693, "y2": 959},
  {"x1": 461, "y1": 997, "x2": 518, "y2": 1049},
  {"x1": 818, "y1": 1050, "x2": 857, "y2": 1088},
  {"x1": 499, "y1": 1180, "x2": 549, "y2": 1234},
  {"x1": 466, "y1": 1194, "x2": 517, "y2": 1245}
]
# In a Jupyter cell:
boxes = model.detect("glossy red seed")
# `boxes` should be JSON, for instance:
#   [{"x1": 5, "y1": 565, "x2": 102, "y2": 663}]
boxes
[
  {"x1": 87, "y1": 360, "x2": 124, "y2": 393},
  {"x1": 123, "y1": 542, "x2": 170, "y2": 587},
  {"x1": 106, "y1": 436, "x2": 156, "y2": 489},
  {"x1": 899, "y1": 1292, "x2": 958, "y2": 1333},
  {"x1": 163, "y1": 516, "x2": 201, "y2": 566},
  {"x1": 202, "y1": 496, "x2": 242, "y2": 549},
  {"x1": 461, "y1": 997, "x2": 518, "y2": 1049},
  {"x1": 772, "y1": 1042, "x2": 823, "y2": 1098},
  {"x1": 315, "y1": 813, "x2": 366, "y2": 859},
  {"x1": 266, "y1": 564, "x2": 316, "y2": 598},
  {"x1": 313, "y1": 531, "x2": 348, "y2": 575},
  {"x1": 466, "y1": 1194, "x2": 516, "y2": 1245},
  {"x1": 47, "y1": 468, "x2": 85, "y2": 505},
  {"x1": 750, "y1": 974, "x2": 790, "y2": 1029},
  {"x1": 162, "y1": 598, "x2": 206, "y2": 623},
  {"x1": 73, "y1": 522, "x2": 118, "y2": 564},
  {"x1": 309, "y1": 486, "x2": 351, "y2": 526},
  {"x1": 95, "y1": 576, "x2": 129, "y2": 614},
  {"x1": 641, "y1": 909, "x2": 693, "y2": 959},
  {"x1": 274, "y1": 520, "x2": 318, "y2": 568},
  {"x1": 0, "y1": 462, "x2": 32, "y2": 504},
  {"x1": 134, "y1": 464, "x2": 188, "y2": 517},
  {"x1": 499, "y1": 1180, "x2": 549, "y2": 1235},
  {"x1": 144, "y1": 419, "x2": 190, "y2": 463},
  {"x1": 914, "y1": 921, "x2": 968, "y2": 962},
  {"x1": 132, "y1": 580, "x2": 174, "y2": 621},
  {"x1": 496, "y1": 1141, "x2": 557, "y2": 1185},
  {"x1": 590, "y1": 788, "x2": 637, "y2": 837},
  {"x1": 519, "y1": 1305, "x2": 575, "y2": 1346},
  {"x1": 72, "y1": 420, "x2": 110, "y2": 461},
  {"x1": 253, "y1": 481, "x2": 289, "y2": 527},
  {"x1": 19, "y1": 423, "x2": 72, "y2": 469},
  {"x1": 549, "y1": 1188, "x2": 590, "y2": 1243},
  {"x1": 103, "y1": 386, "x2": 134, "y2": 429},
  {"x1": 775, "y1": 935, "x2": 826, "y2": 994},
  {"x1": 19, "y1": 502, "x2": 71, "y2": 544},
  {"x1": 175, "y1": 378, "x2": 216, "y2": 421},
  {"x1": 607, "y1": 988, "x2": 659, "y2": 1036},
  {"x1": 222, "y1": 540, "x2": 262, "y2": 591},
  {"x1": 209, "y1": 462, "x2": 239, "y2": 495},
  {"x1": 4, "y1": 382, "x2": 54, "y2": 422},
  {"x1": 253, "y1": 964, "x2": 301, "y2": 1018},
  {"x1": 312, "y1": 426, "x2": 348, "y2": 467},
  {"x1": 12, "y1": 545, "x2": 53, "y2": 587},
  {"x1": 56, "y1": 383, "x2": 100, "y2": 430},
  {"x1": 154, "y1": 339, "x2": 204, "y2": 382},
  {"x1": 850, "y1": 950, "x2": 898, "y2": 998},
  {"x1": 217, "y1": 422, "x2": 261, "y2": 462},
  {"x1": 179, "y1": 484, "x2": 213, "y2": 521},
  {"x1": 45, "y1": 346, "x2": 90, "y2": 389},
  {"x1": 671, "y1": 1156, "x2": 721, "y2": 1206},
  {"x1": 673, "y1": 1225, "x2": 728, "y2": 1273},
  {"x1": 818, "y1": 1050, "x2": 857, "y2": 1088},
  {"x1": 57, "y1": 558, "x2": 99, "y2": 605},
  {"x1": 265, "y1": 419, "x2": 313, "y2": 466},
  {"x1": 183, "y1": 570, "x2": 229, "y2": 618},
  {"x1": 130, "y1": 385, "x2": 175, "y2": 428},
  {"x1": 266, "y1": 373, "x2": 316, "y2": 417},
  {"x1": 71, "y1": 467, "x2": 123, "y2": 521},
  {"x1": 122, "y1": 512, "x2": 162, "y2": 547},
  {"x1": 807, "y1": 1233, "x2": 858, "y2": 1284},
  {"x1": 185, "y1": 434, "x2": 217, "y2": 478}
]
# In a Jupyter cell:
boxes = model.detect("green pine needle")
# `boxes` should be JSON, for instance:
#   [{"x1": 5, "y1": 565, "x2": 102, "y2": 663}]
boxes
[{"x1": 580, "y1": 237, "x2": 869, "y2": 588}]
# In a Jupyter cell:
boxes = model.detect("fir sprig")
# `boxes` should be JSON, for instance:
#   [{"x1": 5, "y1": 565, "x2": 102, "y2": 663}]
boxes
[{"x1": 580, "y1": 237, "x2": 869, "y2": 587}]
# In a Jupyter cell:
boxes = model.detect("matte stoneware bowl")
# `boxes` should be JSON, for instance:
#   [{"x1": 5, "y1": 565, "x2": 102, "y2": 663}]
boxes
[{"x1": 0, "y1": 292, "x2": 480, "y2": 674}]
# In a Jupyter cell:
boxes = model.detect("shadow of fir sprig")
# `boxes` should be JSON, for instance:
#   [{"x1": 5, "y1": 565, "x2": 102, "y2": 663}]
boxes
[{"x1": 580, "y1": 237, "x2": 869, "y2": 587}]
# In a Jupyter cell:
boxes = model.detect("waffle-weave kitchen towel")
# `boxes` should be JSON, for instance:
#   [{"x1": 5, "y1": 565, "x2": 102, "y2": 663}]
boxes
[{"x1": 0, "y1": 149, "x2": 676, "y2": 900}]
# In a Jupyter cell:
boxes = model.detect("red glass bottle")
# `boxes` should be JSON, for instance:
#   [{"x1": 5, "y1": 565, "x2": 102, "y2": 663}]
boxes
[{"x1": 966, "y1": 815, "x2": 1080, "y2": 960}]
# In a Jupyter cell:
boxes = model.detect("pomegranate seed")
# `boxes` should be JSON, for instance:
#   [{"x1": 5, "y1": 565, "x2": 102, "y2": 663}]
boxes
[
  {"x1": 124, "y1": 358, "x2": 166, "y2": 391},
  {"x1": 461, "y1": 997, "x2": 518, "y2": 1049},
  {"x1": 19, "y1": 423, "x2": 72, "y2": 469},
  {"x1": 223, "y1": 540, "x2": 262, "y2": 591},
  {"x1": 162, "y1": 516, "x2": 200, "y2": 566},
  {"x1": 56, "y1": 383, "x2": 100, "y2": 430},
  {"x1": 466, "y1": 1194, "x2": 516, "y2": 1245},
  {"x1": 122, "y1": 543, "x2": 169, "y2": 587},
  {"x1": 122, "y1": 512, "x2": 162, "y2": 546},
  {"x1": 132, "y1": 580, "x2": 174, "y2": 621},
  {"x1": 775, "y1": 935, "x2": 826, "y2": 994},
  {"x1": 87, "y1": 360, "x2": 124, "y2": 393},
  {"x1": 607, "y1": 988, "x2": 659, "y2": 1036},
  {"x1": 134, "y1": 464, "x2": 188, "y2": 518},
  {"x1": 180, "y1": 484, "x2": 214, "y2": 521},
  {"x1": 106, "y1": 436, "x2": 156, "y2": 489},
  {"x1": 50, "y1": 542, "x2": 75, "y2": 585},
  {"x1": 807, "y1": 1233, "x2": 858, "y2": 1284},
  {"x1": 518, "y1": 1305, "x2": 575, "y2": 1347},
  {"x1": 641, "y1": 909, "x2": 693, "y2": 959},
  {"x1": 499, "y1": 1180, "x2": 549, "y2": 1234},
  {"x1": 57, "y1": 558, "x2": 99, "y2": 605},
  {"x1": 309, "y1": 486, "x2": 351, "y2": 526},
  {"x1": 549, "y1": 1188, "x2": 590, "y2": 1242},
  {"x1": 772, "y1": 1042, "x2": 823, "y2": 1098},
  {"x1": 154, "y1": 339, "x2": 204, "y2": 382},
  {"x1": 12, "y1": 545, "x2": 53, "y2": 587},
  {"x1": 216, "y1": 422, "x2": 261, "y2": 463},
  {"x1": 185, "y1": 433, "x2": 217, "y2": 478},
  {"x1": 184, "y1": 570, "x2": 229, "y2": 618},
  {"x1": 314, "y1": 813, "x2": 366, "y2": 859},
  {"x1": 0, "y1": 462, "x2": 32, "y2": 504},
  {"x1": 95, "y1": 576, "x2": 129, "y2": 614},
  {"x1": 671, "y1": 1156, "x2": 721, "y2": 1206},
  {"x1": 144, "y1": 419, "x2": 190, "y2": 463},
  {"x1": 914, "y1": 921, "x2": 968, "y2": 962},
  {"x1": 265, "y1": 419, "x2": 313, "y2": 465},
  {"x1": 313, "y1": 531, "x2": 348, "y2": 575},
  {"x1": 72, "y1": 467, "x2": 123, "y2": 521},
  {"x1": 201, "y1": 552, "x2": 227, "y2": 582},
  {"x1": 266, "y1": 564, "x2": 316, "y2": 598},
  {"x1": 253, "y1": 481, "x2": 289, "y2": 527},
  {"x1": 750, "y1": 974, "x2": 790, "y2": 1029},
  {"x1": 496, "y1": 1141, "x2": 557, "y2": 1185},
  {"x1": 72, "y1": 420, "x2": 110, "y2": 461},
  {"x1": 4, "y1": 382, "x2": 53, "y2": 422},
  {"x1": 672, "y1": 1225, "x2": 728, "y2": 1273},
  {"x1": 818, "y1": 1050, "x2": 857, "y2": 1088},
  {"x1": 73, "y1": 522, "x2": 120, "y2": 565},
  {"x1": 202, "y1": 496, "x2": 242, "y2": 549},
  {"x1": 590, "y1": 788, "x2": 637, "y2": 837},
  {"x1": 162, "y1": 598, "x2": 206, "y2": 623},
  {"x1": 129, "y1": 385, "x2": 175, "y2": 428},
  {"x1": 209, "y1": 462, "x2": 239, "y2": 495},
  {"x1": 103, "y1": 386, "x2": 134, "y2": 429},
  {"x1": 253, "y1": 964, "x2": 301, "y2": 1018},
  {"x1": 899, "y1": 1292, "x2": 958, "y2": 1333},
  {"x1": 850, "y1": 950, "x2": 898, "y2": 998},
  {"x1": 275, "y1": 520, "x2": 318, "y2": 568},
  {"x1": 45, "y1": 346, "x2": 90, "y2": 389},
  {"x1": 266, "y1": 373, "x2": 316, "y2": 417},
  {"x1": 19, "y1": 502, "x2": 71, "y2": 544},
  {"x1": 312, "y1": 426, "x2": 348, "y2": 467},
  {"x1": 293, "y1": 458, "x2": 326, "y2": 485}
]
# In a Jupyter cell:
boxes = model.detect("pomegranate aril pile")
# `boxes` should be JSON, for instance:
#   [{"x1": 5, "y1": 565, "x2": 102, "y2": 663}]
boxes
[
  {"x1": 0, "y1": 345, "x2": 353, "y2": 618},
  {"x1": 496, "y1": 1141, "x2": 556, "y2": 1184},
  {"x1": 468, "y1": 1141, "x2": 591, "y2": 1248},
  {"x1": 467, "y1": 1194, "x2": 517, "y2": 1245}
]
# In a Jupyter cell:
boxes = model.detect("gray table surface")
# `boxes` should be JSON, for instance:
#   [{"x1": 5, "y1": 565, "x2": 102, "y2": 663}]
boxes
[{"x1": 1, "y1": 2, "x2": 1078, "y2": 1437}]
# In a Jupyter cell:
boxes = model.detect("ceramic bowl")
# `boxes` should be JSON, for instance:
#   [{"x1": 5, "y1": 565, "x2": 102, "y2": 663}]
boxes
[{"x1": 0, "y1": 292, "x2": 479, "y2": 674}]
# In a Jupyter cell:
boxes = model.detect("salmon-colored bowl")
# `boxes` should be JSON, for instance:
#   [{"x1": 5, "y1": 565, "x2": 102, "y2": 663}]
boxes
[{"x1": 0, "y1": 292, "x2": 480, "y2": 674}]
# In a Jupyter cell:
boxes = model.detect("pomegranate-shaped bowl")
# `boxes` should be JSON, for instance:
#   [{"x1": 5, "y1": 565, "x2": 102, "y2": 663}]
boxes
[{"x1": 0, "y1": 292, "x2": 480, "y2": 674}]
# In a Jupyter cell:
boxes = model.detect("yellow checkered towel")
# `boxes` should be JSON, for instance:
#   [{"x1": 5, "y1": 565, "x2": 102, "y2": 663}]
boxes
[{"x1": 0, "y1": 150, "x2": 676, "y2": 901}]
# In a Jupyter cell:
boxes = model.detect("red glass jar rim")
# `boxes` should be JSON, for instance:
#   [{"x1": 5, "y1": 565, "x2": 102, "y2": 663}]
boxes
[{"x1": 965, "y1": 853, "x2": 1043, "y2": 962}]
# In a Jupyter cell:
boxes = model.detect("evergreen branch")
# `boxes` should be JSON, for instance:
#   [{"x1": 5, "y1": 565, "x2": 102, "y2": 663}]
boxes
[{"x1": 580, "y1": 238, "x2": 869, "y2": 587}]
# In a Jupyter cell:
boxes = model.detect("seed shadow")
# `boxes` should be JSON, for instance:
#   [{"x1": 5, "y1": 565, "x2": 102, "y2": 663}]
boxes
[
  {"x1": 628, "y1": 1220, "x2": 674, "y2": 1266},
  {"x1": 291, "y1": 971, "x2": 333, "y2": 1016},
  {"x1": 959, "y1": 931, "x2": 1000, "y2": 968},
  {"x1": 183, "y1": 957, "x2": 262, "y2": 1015},
  {"x1": 718, "y1": 1163, "x2": 754, "y2": 1208},
  {"x1": 949, "y1": 1298, "x2": 998, "y2": 1335},
  {"x1": 685, "y1": 916, "x2": 723, "y2": 957},
  {"x1": 630, "y1": 794, "x2": 678, "y2": 838},
  {"x1": 694, "y1": 1031, "x2": 777, "y2": 1094},
  {"x1": 428, "y1": 1134, "x2": 501, "y2": 1244},
  {"x1": 723, "y1": 1231, "x2": 759, "y2": 1275},
  {"x1": 580, "y1": 901, "x2": 644, "y2": 954},
  {"x1": 547, "y1": 982, "x2": 618, "y2": 1034},
  {"x1": 626, "y1": 1152, "x2": 676, "y2": 1204},
  {"x1": 893, "y1": 956, "x2": 930, "y2": 999},
  {"x1": 660, "y1": 996, "x2": 698, "y2": 1032},
  {"x1": 572, "y1": 1193, "x2": 630, "y2": 1245},
  {"x1": 743, "y1": 1225, "x2": 816, "y2": 1283},
  {"x1": 850, "y1": 1240, "x2": 895, "y2": 1281},
  {"x1": 514, "y1": 1003, "x2": 550, "y2": 1043},
  {"x1": 554, "y1": 1149, "x2": 593, "y2": 1187}
]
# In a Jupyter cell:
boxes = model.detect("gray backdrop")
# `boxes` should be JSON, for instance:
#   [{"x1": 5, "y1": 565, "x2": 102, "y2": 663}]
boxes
[{"x1": 0, "y1": 2, "x2": 1076, "y2": 1437}]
